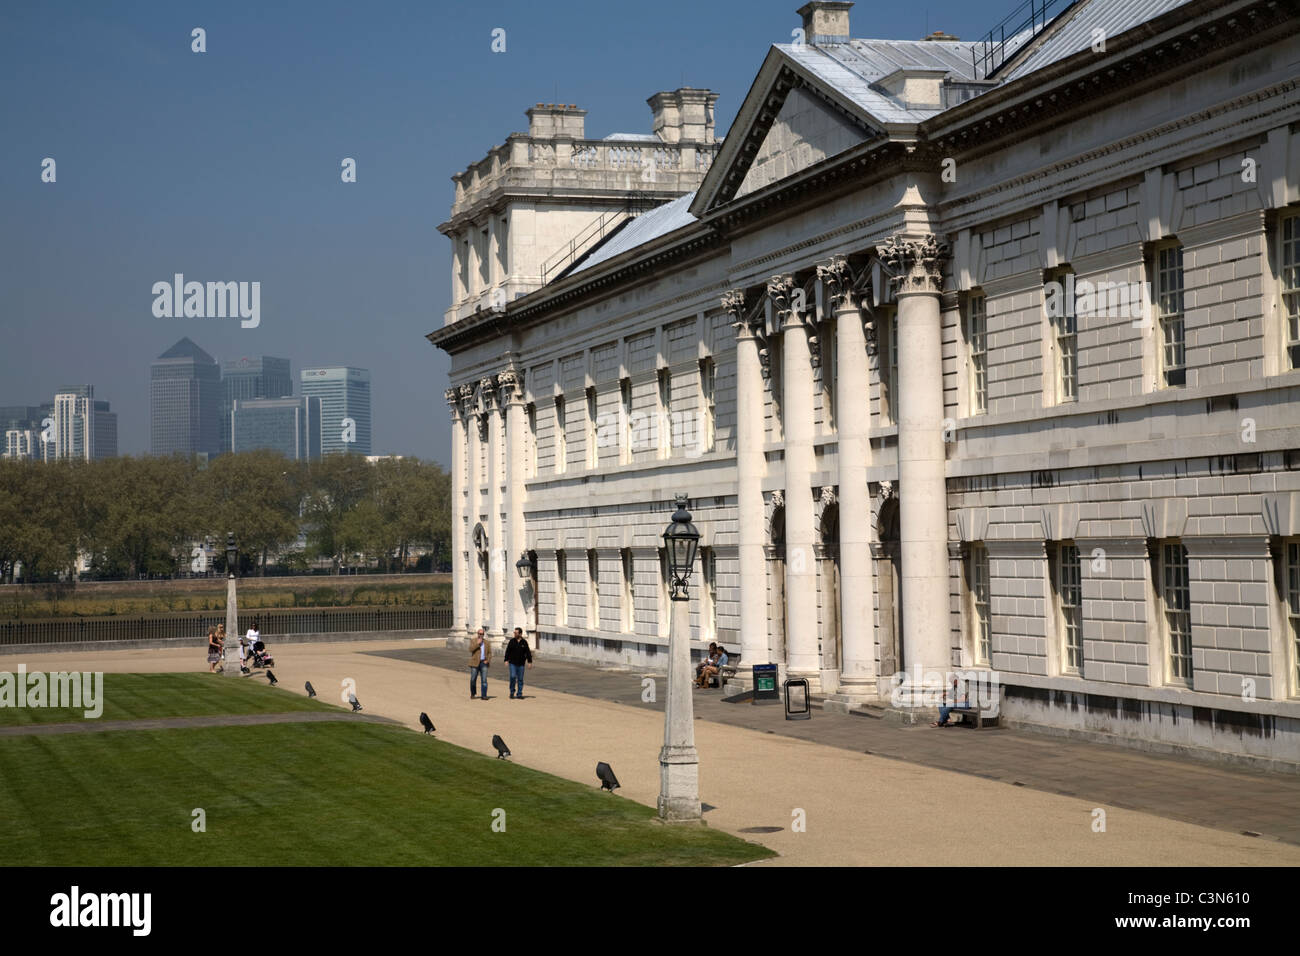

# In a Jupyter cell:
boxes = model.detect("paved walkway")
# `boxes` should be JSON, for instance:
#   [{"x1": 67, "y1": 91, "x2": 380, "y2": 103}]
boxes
[
  {"x1": 9, "y1": 639, "x2": 1300, "y2": 866},
  {"x1": 0, "y1": 711, "x2": 395, "y2": 737},
  {"x1": 370, "y1": 645, "x2": 1300, "y2": 847}
]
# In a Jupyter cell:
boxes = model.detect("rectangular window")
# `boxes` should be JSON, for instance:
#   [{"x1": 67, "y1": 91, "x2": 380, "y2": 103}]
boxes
[
  {"x1": 1285, "y1": 540, "x2": 1300, "y2": 696},
  {"x1": 699, "y1": 358, "x2": 716, "y2": 453},
  {"x1": 1045, "y1": 269, "x2": 1078, "y2": 402},
  {"x1": 554, "y1": 395, "x2": 566, "y2": 474},
  {"x1": 1054, "y1": 542, "x2": 1083, "y2": 673},
  {"x1": 585, "y1": 386, "x2": 598, "y2": 469},
  {"x1": 620, "y1": 377, "x2": 633, "y2": 464},
  {"x1": 700, "y1": 546, "x2": 717, "y2": 642},
  {"x1": 657, "y1": 367, "x2": 672, "y2": 459},
  {"x1": 556, "y1": 549, "x2": 568, "y2": 627},
  {"x1": 587, "y1": 549, "x2": 600, "y2": 630},
  {"x1": 879, "y1": 308, "x2": 899, "y2": 424},
  {"x1": 525, "y1": 403, "x2": 536, "y2": 478},
  {"x1": 1161, "y1": 541, "x2": 1192, "y2": 684},
  {"x1": 966, "y1": 293, "x2": 988, "y2": 414},
  {"x1": 621, "y1": 548, "x2": 634, "y2": 633},
  {"x1": 969, "y1": 544, "x2": 990, "y2": 665},
  {"x1": 657, "y1": 547, "x2": 670, "y2": 637},
  {"x1": 821, "y1": 320, "x2": 836, "y2": 433},
  {"x1": 1155, "y1": 243, "x2": 1186, "y2": 387},
  {"x1": 1282, "y1": 212, "x2": 1300, "y2": 370}
]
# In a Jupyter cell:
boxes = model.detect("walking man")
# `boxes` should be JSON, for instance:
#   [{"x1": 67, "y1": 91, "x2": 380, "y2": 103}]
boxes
[
  {"x1": 469, "y1": 627, "x2": 491, "y2": 700},
  {"x1": 505, "y1": 627, "x2": 533, "y2": 699}
]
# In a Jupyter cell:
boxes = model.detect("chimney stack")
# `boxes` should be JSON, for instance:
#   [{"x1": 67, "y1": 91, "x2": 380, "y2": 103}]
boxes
[
  {"x1": 526, "y1": 103, "x2": 587, "y2": 139},
  {"x1": 648, "y1": 88, "x2": 720, "y2": 144},
  {"x1": 797, "y1": 1, "x2": 853, "y2": 45}
]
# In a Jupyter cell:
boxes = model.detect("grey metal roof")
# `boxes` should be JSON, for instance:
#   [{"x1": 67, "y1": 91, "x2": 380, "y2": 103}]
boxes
[
  {"x1": 569, "y1": 193, "x2": 698, "y2": 275},
  {"x1": 1002, "y1": 0, "x2": 1193, "y2": 79},
  {"x1": 776, "y1": 38, "x2": 984, "y2": 123}
]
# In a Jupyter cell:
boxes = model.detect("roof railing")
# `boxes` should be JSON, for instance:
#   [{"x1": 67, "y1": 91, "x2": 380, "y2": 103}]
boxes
[{"x1": 971, "y1": 0, "x2": 1074, "y2": 79}]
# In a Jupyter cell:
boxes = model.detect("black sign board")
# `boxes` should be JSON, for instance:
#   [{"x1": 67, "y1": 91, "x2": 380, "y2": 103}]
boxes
[{"x1": 751, "y1": 663, "x2": 780, "y2": 704}]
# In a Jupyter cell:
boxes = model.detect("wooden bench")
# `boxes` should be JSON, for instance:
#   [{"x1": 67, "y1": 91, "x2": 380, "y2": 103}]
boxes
[
  {"x1": 711, "y1": 649, "x2": 742, "y2": 689},
  {"x1": 947, "y1": 679, "x2": 999, "y2": 728}
]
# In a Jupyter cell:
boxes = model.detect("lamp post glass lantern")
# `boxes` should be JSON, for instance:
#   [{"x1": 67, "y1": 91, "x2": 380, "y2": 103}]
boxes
[
  {"x1": 662, "y1": 496, "x2": 699, "y2": 600},
  {"x1": 515, "y1": 553, "x2": 532, "y2": 580}
]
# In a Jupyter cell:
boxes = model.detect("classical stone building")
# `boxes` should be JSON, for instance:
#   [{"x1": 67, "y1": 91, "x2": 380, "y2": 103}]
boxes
[{"x1": 430, "y1": 0, "x2": 1300, "y2": 766}]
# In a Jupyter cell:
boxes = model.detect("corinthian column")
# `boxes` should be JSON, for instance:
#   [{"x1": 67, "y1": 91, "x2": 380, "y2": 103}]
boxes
[
  {"x1": 446, "y1": 388, "x2": 469, "y2": 634},
  {"x1": 482, "y1": 375, "x2": 502, "y2": 641},
  {"x1": 881, "y1": 233, "x2": 951, "y2": 692},
  {"x1": 465, "y1": 383, "x2": 483, "y2": 632},
  {"x1": 500, "y1": 365, "x2": 529, "y2": 636},
  {"x1": 769, "y1": 274, "x2": 819, "y2": 687},
  {"x1": 819, "y1": 257, "x2": 877, "y2": 697},
  {"x1": 723, "y1": 289, "x2": 767, "y2": 679}
]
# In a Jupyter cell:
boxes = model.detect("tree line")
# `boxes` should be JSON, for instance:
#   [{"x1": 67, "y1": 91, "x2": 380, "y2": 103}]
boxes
[{"x1": 0, "y1": 452, "x2": 451, "y2": 583}]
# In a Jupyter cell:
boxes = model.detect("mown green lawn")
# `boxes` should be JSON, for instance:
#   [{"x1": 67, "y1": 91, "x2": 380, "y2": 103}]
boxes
[
  {"x1": 0, "y1": 675, "x2": 772, "y2": 866},
  {"x1": 0, "y1": 672, "x2": 333, "y2": 726}
]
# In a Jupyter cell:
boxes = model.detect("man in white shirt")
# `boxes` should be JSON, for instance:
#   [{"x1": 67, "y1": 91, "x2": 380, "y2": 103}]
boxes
[{"x1": 241, "y1": 621, "x2": 260, "y2": 673}]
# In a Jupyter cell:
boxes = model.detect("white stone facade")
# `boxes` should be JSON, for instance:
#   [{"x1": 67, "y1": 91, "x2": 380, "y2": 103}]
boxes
[{"x1": 432, "y1": 0, "x2": 1300, "y2": 765}]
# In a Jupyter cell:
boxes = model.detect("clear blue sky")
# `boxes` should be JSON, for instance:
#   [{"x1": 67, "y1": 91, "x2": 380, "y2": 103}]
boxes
[{"x1": 0, "y1": 0, "x2": 1002, "y2": 466}]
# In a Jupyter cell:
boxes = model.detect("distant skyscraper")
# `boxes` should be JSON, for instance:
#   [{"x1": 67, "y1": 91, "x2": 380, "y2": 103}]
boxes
[
  {"x1": 151, "y1": 338, "x2": 222, "y2": 458},
  {"x1": 232, "y1": 396, "x2": 321, "y2": 460},
  {"x1": 300, "y1": 367, "x2": 371, "y2": 455},
  {"x1": 221, "y1": 356, "x2": 292, "y2": 452},
  {"x1": 0, "y1": 405, "x2": 44, "y2": 460},
  {"x1": 49, "y1": 386, "x2": 117, "y2": 461}
]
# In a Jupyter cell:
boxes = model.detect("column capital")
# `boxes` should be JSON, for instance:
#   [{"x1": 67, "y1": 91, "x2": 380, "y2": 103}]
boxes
[
  {"x1": 723, "y1": 288, "x2": 772, "y2": 379},
  {"x1": 816, "y1": 255, "x2": 855, "y2": 312},
  {"x1": 446, "y1": 387, "x2": 463, "y2": 421},
  {"x1": 497, "y1": 367, "x2": 525, "y2": 406},
  {"x1": 880, "y1": 233, "x2": 949, "y2": 296}
]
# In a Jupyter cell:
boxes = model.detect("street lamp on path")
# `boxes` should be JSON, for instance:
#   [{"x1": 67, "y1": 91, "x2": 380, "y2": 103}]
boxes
[
  {"x1": 658, "y1": 495, "x2": 702, "y2": 823},
  {"x1": 224, "y1": 532, "x2": 240, "y2": 677}
]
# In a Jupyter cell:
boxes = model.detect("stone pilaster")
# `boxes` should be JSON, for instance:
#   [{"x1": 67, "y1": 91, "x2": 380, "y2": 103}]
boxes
[
  {"x1": 881, "y1": 233, "x2": 951, "y2": 692},
  {"x1": 770, "y1": 274, "x2": 820, "y2": 687}
]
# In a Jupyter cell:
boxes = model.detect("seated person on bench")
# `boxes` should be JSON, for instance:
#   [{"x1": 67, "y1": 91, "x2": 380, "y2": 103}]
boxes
[
  {"x1": 696, "y1": 643, "x2": 719, "y2": 684},
  {"x1": 933, "y1": 678, "x2": 972, "y2": 727},
  {"x1": 698, "y1": 644, "x2": 729, "y2": 688}
]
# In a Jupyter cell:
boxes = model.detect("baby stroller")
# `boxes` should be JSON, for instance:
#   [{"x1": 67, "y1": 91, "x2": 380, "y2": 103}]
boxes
[{"x1": 250, "y1": 640, "x2": 275, "y2": 669}]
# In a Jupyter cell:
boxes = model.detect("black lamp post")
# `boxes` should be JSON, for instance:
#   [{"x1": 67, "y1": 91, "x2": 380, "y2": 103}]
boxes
[
  {"x1": 223, "y1": 532, "x2": 240, "y2": 677},
  {"x1": 658, "y1": 495, "x2": 702, "y2": 822}
]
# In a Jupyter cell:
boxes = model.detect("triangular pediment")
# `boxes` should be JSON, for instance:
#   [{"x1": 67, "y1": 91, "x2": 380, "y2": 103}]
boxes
[
  {"x1": 734, "y1": 86, "x2": 870, "y2": 199},
  {"x1": 690, "y1": 49, "x2": 880, "y2": 218}
]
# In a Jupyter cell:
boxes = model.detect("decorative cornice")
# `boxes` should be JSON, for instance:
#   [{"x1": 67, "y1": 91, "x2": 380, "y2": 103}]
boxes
[{"x1": 879, "y1": 234, "x2": 949, "y2": 295}]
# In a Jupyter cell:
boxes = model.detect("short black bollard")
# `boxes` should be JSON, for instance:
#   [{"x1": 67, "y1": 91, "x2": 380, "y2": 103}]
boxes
[{"x1": 783, "y1": 678, "x2": 811, "y2": 720}]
